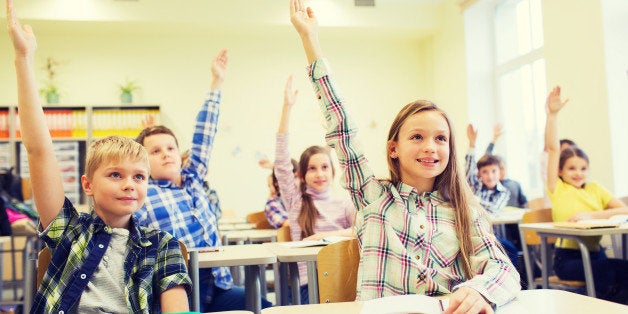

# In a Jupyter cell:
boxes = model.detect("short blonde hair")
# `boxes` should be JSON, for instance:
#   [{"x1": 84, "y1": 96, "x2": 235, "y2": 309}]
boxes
[{"x1": 85, "y1": 136, "x2": 149, "y2": 179}]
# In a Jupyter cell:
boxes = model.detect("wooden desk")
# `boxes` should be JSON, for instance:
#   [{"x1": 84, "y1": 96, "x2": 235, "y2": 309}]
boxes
[
  {"x1": 220, "y1": 223, "x2": 257, "y2": 232},
  {"x1": 260, "y1": 289, "x2": 628, "y2": 313},
  {"x1": 263, "y1": 242, "x2": 323, "y2": 305},
  {"x1": 189, "y1": 244, "x2": 277, "y2": 314},
  {"x1": 519, "y1": 222, "x2": 628, "y2": 297}
]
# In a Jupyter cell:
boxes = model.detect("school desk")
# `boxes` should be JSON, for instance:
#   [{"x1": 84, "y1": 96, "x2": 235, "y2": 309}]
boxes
[
  {"x1": 258, "y1": 289, "x2": 628, "y2": 314},
  {"x1": 189, "y1": 244, "x2": 277, "y2": 314},
  {"x1": 490, "y1": 207, "x2": 526, "y2": 238},
  {"x1": 262, "y1": 242, "x2": 324, "y2": 305},
  {"x1": 519, "y1": 222, "x2": 628, "y2": 297},
  {"x1": 221, "y1": 229, "x2": 280, "y2": 289},
  {"x1": 0, "y1": 236, "x2": 9, "y2": 301}
]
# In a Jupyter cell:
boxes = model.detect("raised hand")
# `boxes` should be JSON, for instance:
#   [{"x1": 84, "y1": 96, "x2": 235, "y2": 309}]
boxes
[
  {"x1": 290, "y1": 0, "x2": 318, "y2": 39},
  {"x1": 492, "y1": 123, "x2": 503, "y2": 142},
  {"x1": 210, "y1": 48, "x2": 229, "y2": 89},
  {"x1": 6, "y1": 0, "x2": 37, "y2": 58},
  {"x1": 546, "y1": 86, "x2": 569, "y2": 115},
  {"x1": 467, "y1": 124, "x2": 478, "y2": 147},
  {"x1": 284, "y1": 75, "x2": 299, "y2": 109}
]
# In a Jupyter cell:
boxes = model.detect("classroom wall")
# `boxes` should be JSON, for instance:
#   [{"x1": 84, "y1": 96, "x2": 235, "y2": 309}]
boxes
[
  {"x1": 0, "y1": 24, "x2": 432, "y2": 216},
  {"x1": 542, "y1": 0, "x2": 614, "y2": 192}
]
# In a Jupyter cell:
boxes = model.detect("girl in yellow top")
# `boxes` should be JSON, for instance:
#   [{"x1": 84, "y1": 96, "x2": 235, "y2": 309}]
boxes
[{"x1": 545, "y1": 86, "x2": 628, "y2": 304}]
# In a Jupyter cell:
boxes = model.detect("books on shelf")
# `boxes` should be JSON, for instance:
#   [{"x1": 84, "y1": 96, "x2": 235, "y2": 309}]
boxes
[
  {"x1": 279, "y1": 236, "x2": 354, "y2": 248},
  {"x1": 359, "y1": 294, "x2": 448, "y2": 314},
  {"x1": 553, "y1": 215, "x2": 628, "y2": 229}
]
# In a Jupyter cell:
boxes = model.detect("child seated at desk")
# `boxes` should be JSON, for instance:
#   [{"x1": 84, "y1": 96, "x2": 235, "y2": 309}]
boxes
[{"x1": 6, "y1": 1, "x2": 191, "y2": 311}]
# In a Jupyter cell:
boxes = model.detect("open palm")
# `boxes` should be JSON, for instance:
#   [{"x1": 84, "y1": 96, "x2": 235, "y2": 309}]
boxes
[
  {"x1": 6, "y1": 0, "x2": 37, "y2": 57},
  {"x1": 546, "y1": 86, "x2": 569, "y2": 114},
  {"x1": 290, "y1": 0, "x2": 318, "y2": 38}
]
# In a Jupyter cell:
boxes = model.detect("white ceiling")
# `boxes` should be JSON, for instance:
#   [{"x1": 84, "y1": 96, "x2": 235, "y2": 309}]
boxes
[{"x1": 5, "y1": 0, "x2": 454, "y2": 38}]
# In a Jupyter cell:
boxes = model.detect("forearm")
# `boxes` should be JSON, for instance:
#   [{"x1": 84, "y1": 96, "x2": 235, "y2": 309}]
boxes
[
  {"x1": 545, "y1": 113, "x2": 559, "y2": 152},
  {"x1": 278, "y1": 105, "x2": 291, "y2": 133},
  {"x1": 300, "y1": 33, "x2": 323, "y2": 65},
  {"x1": 160, "y1": 286, "x2": 189, "y2": 312}
]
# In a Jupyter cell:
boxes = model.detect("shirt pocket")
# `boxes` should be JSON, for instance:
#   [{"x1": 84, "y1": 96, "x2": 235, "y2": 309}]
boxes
[{"x1": 427, "y1": 227, "x2": 460, "y2": 268}]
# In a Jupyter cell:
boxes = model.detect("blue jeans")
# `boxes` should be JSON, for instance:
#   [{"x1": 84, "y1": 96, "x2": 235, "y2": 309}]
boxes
[
  {"x1": 554, "y1": 248, "x2": 628, "y2": 304},
  {"x1": 198, "y1": 268, "x2": 273, "y2": 312},
  {"x1": 286, "y1": 284, "x2": 309, "y2": 305}
]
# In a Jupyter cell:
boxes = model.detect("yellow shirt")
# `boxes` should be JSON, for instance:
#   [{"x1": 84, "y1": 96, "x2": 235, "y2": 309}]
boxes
[{"x1": 548, "y1": 179, "x2": 613, "y2": 251}]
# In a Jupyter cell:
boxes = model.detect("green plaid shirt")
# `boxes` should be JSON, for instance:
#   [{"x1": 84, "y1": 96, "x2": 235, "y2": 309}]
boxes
[{"x1": 32, "y1": 198, "x2": 191, "y2": 313}]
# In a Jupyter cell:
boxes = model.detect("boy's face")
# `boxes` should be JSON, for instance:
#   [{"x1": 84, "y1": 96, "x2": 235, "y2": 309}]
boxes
[
  {"x1": 478, "y1": 164, "x2": 501, "y2": 189},
  {"x1": 82, "y1": 158, "x2": 149, "y2": 228},
  {"x1": 142, "y1": 133, "x2": 182, "y2": 182}
]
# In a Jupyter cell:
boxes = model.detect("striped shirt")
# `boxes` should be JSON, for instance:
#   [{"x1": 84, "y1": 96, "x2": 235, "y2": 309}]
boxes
[
  {"x1": 465, "y1": 148, "x2": 511, "y2": 214},
  {"x1": 135, "y1": 90, "x2": 232, "y2": 290},
  {"x1": 264, "y1": 196, "x2": 288, "y2": 228},
  {"x1": 33, "y1": 198, "x2": 191, "y2": 313},
  {"x1": 274, "y1": 132, "x2": 356, "y2": 286},
  {"x1": 308, "y1": 58, "x2": 520, "y2": 306}
]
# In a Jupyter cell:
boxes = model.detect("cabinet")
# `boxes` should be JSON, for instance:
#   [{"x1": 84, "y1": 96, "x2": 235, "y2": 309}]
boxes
[{"x1": 0, "y1": 105, "x2": 160, "y2": 205}]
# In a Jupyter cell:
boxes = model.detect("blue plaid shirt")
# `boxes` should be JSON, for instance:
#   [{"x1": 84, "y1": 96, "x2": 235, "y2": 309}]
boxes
[
  {"x1": 465, "y1": 148, "x2": 511, "y2": 214},
  {"x1": 135, "y1": 90, "x2": 232, "y2": 290},
  {"x1": 33, "y1": 198, "x2": 191, "y2": 313}
]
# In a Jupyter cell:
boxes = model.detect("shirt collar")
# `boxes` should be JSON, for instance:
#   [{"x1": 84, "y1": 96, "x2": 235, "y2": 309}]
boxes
[{"x1": 89, "y1": 210, "x2": 151, "y2": 248}]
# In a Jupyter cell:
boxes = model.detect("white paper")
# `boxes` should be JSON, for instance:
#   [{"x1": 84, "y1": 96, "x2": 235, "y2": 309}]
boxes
[{"x1": 359, "y1": 294, "x2": 444, "y2": 314}]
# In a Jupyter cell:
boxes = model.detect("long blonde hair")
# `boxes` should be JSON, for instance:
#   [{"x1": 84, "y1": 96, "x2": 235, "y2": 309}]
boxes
[{"x1": 386, "y1": 100, "x2": 474, "y2": 279}]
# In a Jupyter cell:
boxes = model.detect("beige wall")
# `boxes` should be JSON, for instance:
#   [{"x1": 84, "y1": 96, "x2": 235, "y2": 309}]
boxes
[
  {"x1": 543, "y1": 0, "x2": 614, "y2": 192},
  {"x1": 0, "y1": 25, "x2": 435, "y2": 216}
]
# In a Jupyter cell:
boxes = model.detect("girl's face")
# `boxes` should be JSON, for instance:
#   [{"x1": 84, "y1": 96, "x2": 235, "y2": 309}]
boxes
[
  {"x1": 302, "y1": 153, "x2": 333, "y2": 191},
  {"x1": 559, "y1": 156, "x2": 588, "y2": 188},
  {"x1": 388, "y1": 111, "x2": 450, "y2": 192}
]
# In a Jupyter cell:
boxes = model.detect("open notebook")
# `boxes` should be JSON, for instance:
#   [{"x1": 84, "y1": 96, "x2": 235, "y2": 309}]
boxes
[
  {"x1": 279, "y1": 236, "x2": 354, "y2": 248},
  {"x1": 359, "y1": 294, "x2": 449, "y2": 314},
  {"x1": 553, "y1": 215, "x2": 628, "y2": 229}
]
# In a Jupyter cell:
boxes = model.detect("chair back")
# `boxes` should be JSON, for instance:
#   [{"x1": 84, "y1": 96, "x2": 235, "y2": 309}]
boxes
[
  {"x1": 178, "y1": 240, "x2": 189, "y2": 267},
  {"x1": 246, "y1": 211, "x2": 273, "y2": 230},
  {"x1": 317, "y1": 238, "x2": 359, "y2": 303},
  {"x1": 521, "y1": 208, "x2": 556, "y2": 245},
  {"x1": 37, "y1": 246, "x2": 51, "y2": 289},
  {"x1": 276, "y1": 224, "x2": 291, "y2": 242}
]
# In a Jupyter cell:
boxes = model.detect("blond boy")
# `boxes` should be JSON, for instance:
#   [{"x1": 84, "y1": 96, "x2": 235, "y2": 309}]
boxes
[{"x1": 6, "y1": 0, "x2": 191, "y2": 312}]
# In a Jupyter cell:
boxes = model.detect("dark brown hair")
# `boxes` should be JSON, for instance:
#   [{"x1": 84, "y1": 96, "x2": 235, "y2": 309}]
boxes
[
  {"x1": 386, "y1": 100, "x2": 474, "y2": 278},
  {"x1": 135, "y1": 125, "x2": 179, "y2": 147},
  {"x1": 477, "y1": 154, "x2": 502, "y2": 171},
  {"x1": 297, "y1": 146, "x2": 335, "y2": 238}
]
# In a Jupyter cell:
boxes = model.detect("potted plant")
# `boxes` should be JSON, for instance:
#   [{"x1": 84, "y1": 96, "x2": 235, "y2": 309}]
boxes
[
  {"x1": 39, "y1": 57, "x2": 61, "y2": 104},
  {"x1": 119, "y1": 80, "x2": 141, "y2": 104}
]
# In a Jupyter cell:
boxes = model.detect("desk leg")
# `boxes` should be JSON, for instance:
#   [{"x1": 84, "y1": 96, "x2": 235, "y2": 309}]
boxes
[
  {"x1": 289, "y1": 263, "x2": 301, "y2": 305},
  {"x1": 278, "y1": 262, "x2": 289, "y2": 305},
  {"x1": 623, "y1": 234, "x2": 627, "y2": 260},
  {"x1": 189, "y1": 251, "x2": 200, "y2": 312},
  {"x1": 306, "y1": 261, "x2": 319, "y2": 304},
  {"x1": 244, "y1": 265, "x2": 262, "y2": 314},
  {"x1": 540, "y1": 235, "x2": 549, "y2": 289},
  {"x1": 576, "y1": 241, "x2": 596, "y2": 297},
  {"x1": 22, "y1": 236, "x2": 36, "y2": 314},
  {"x1": 519, "y1": 227, "x2": 534, "y2": 290}
]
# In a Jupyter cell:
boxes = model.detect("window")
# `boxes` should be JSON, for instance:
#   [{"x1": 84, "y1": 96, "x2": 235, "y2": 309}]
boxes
[{"x1": 465, "y1": 0, "x2": 546, "y2": 199}]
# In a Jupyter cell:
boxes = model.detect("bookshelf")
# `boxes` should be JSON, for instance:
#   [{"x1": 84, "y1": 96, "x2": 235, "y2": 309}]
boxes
[{"x1": 0, "y1": 104, "x2": 160, "y2": 204}]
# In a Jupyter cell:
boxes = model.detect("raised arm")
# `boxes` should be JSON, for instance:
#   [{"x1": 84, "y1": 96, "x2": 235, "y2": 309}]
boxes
[
  {"x1": 290, "y1": 0, "x2": 323, "y2": 64},
  {"x1": 278, "y1": 75, "x2": 298, "y2": 134},
  {"x1": 7, "y1": 0, "x2": 64, "y2": 229},
  {"x1": 210, "y1": 48, "x2": 228, "y2": 90},
  {"x1": 544, "y1": 86, "x2": 569, "y2": 193},
  {"x1": 465, "y1": 124, "x2": 479, "y2": 186},
  {"x1": 485, "y1": 123, "x2": 503, "y2": 155}
]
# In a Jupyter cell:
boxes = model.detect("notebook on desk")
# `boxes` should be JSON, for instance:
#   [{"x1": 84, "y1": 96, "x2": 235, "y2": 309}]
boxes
[{"x1": 553, "y1": 221, "x2": 619, "y2": 229}]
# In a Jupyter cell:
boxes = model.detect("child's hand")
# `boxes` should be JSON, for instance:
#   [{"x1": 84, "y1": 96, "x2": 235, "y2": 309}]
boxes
[
  {"x1": 546, "y1": 86, "x2": 569, "y2": 115},
  {"x1": 492, "y1": 123, "x2": 503, "y2": 142},
  {"x1": 568, "y1": 212, "x2": 594, "y2": 222},
  {"x1": 6, "y1": 0, "x2": 37, "y2": 58},
  {"x1": 210, "y1": 48, "x2": 229, "y2": 89},
  {"x1": 290, "y1": 0, "x2": 318, "y2": 39},
  {"x1": 283, "y1": 75, "x2": 299, "y2": 109},
  {"x1": 444, "y1": 287, "x2": 494, "y2": 314},
  {"x1": 466, "y1": 124, "x2": 478, "y2": 147}
]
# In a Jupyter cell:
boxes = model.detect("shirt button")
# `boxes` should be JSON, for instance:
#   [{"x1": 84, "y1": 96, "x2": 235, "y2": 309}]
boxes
[
  {"x1": 419, "y1": 225, "x2": 425, "y2": 230},
  {"x1": 59, "y1": 311, "x2": 64, "y2": 314},
  {"x1": 415, "y1": 255, "x2": 420, "y2": 260},
  {"x1": 98, "y1": 244, "x2": 104, "y2": 249},
  {"x1": 80, "y1": 274, "x2": 87, "y2": 280}
]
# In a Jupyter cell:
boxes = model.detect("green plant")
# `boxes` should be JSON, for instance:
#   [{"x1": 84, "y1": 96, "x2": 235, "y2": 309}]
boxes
[
  {"x1": 39, "y1": 57, "x2": 61, "y2": 97},
  {"x1": 119, "y1": 80, "x2": 141, "y2": 94}
]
